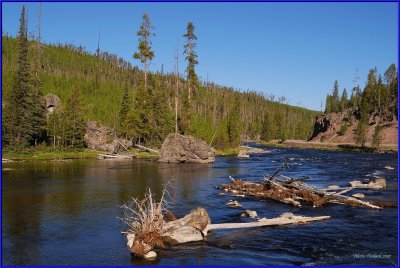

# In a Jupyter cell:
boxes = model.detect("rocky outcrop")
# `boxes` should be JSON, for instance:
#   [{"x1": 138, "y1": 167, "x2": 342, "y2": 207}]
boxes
[
  {"x1": 84, "y1": 121, "x2": 132, "y2": 153},
  {"x1": 44, "y1": 93, "x2": 61, "y2": 116},
  {"x1": 309, "y1": 109, "x2": 398, "y2": 145},
  {"x1": 158, "y1": 133, "x2": 215, "y2": 163}
]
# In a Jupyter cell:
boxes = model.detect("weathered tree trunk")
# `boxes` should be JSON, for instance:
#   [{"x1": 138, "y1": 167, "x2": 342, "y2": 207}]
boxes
[{"x1": 203, "y1": 214, "x2": 330, "y2": 235}]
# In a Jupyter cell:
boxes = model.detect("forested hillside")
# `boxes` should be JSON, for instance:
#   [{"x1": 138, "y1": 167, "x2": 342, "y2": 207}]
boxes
[{"x1": 2, "y1": 10, "x2": 318, "y2": 151}]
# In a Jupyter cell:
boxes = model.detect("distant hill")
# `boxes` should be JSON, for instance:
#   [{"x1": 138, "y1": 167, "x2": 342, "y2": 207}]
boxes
[{"x1": 2, "y1": 35, "x2": 318, "y2": 148}]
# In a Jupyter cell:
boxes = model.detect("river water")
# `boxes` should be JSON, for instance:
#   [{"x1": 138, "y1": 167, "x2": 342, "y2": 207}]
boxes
[{"x1": 2, "y1": 146, "x2": 398, "y2": 265}]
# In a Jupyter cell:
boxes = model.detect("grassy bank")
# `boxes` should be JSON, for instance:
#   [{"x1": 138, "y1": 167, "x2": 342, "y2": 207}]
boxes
[
  {"x1": 2, "y1": 149, "x2": 100, "y2": 161},
  {"x1": 2, "y1": 147, "x2": 160, "y2": 161},
  {"x1": 215, "y1": 147, "x2": 240, "y2": 156},
  {"x1": 257, "y1": 139, "x2": 397, "y2": 153}
]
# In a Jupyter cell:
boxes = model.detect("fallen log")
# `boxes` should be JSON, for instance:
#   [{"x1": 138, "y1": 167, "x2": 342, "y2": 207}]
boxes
[
  {"x1": 134, "y1": 144, "x2": 159, "y2": 154},
  {"x1": 98, "y1": 153, "x2": 133, "y2": 159},
  {"x1": 203, "y1": 214, "x2": 330, "y2": 235}
]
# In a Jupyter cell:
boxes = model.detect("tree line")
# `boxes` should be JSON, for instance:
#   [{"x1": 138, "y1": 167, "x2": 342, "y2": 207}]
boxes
[{"x1": 2, "y1": 7, "x2": 318, "y2": 152}]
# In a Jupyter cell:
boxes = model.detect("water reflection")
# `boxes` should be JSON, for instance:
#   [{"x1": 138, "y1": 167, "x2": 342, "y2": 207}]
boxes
[{"x1": 2, "y1": 148, "x2": 398, "y2": 265}]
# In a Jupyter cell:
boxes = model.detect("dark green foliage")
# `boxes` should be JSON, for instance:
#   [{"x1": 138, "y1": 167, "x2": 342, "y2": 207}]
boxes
[
  {"x1": 2, "y1": 6, "x2": 46, "y2": 148},
  {"x1": 46, "y1": 89, "x2": 86, "y2": 148},
  {"x1": 3, "y1": 35, "x2": 318, "y2": 150},
  {"x1": 119, "y1": 79, "x2": 131, "y2": 135},
  {"x1": 325, "y1": 80, "x2": 340, "y2": 113},
  {"x1": 63, "y1": 88, "x2": 86, "y2": 148},
  {"x1": 226, "y1": 94, "x2": 241, "y2": 147},
  {"x1": 354, "y1": 111, "x2": 368, "y2": 147},
  {"x1": 326, "y1": 66, "x2": 397, "y2": 124},
  {"x1": 261, "y1": 112, "x2": 276, "y2": 141},
  {"x1": 350, "y1": 85, "x2": 362, "y2": 109},
  {"x1": 338, "y1": 124, "x2": 348, "y2": 136},
  {"x1": 372, "y1": 123, "x2": 383, "y2": 149},
  {"x1": 340, "y1": 88, "x2": 348, "y2": 111}
]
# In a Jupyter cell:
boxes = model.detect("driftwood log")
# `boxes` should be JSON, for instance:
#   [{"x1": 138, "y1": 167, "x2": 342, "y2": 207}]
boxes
[
  {"x1": 121, "y1": 189, "x2": 330, "y2": 260},
  {"x1": 219, "y1": 175, "x2": 396, "y2": 209},
  {"x1": 125, "y1": 208, "x2": 330, "y2": 259}
]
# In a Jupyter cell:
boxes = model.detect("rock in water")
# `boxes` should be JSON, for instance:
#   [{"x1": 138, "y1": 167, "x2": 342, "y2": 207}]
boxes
[
  {"x1": 158, "y1": 133, "x2": 215, "y2": 163},
  {"x1": 245, "y1": 210, "x2": 258, "y2": 219},
  {"x1": 225, "y1": 200, "x2": 242, "y2": 208}
]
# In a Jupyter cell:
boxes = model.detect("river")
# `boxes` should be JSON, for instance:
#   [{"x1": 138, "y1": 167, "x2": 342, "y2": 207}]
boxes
[{"x1": 2, "y1": 146, "x2": 398, "y2": 265}]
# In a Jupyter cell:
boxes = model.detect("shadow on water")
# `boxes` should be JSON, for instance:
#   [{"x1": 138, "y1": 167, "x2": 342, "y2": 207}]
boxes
[{"x1": 2, "y1": 147, "x2": 398, "y2": 265}]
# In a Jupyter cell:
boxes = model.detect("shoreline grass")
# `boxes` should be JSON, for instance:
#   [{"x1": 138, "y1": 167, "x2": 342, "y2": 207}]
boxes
[
  {"x1": 215, "y1": 147, "x2": 240, "y2": 156},
  {"x1": 255, "y1": 140, "x2": 397, "y2": 153}
]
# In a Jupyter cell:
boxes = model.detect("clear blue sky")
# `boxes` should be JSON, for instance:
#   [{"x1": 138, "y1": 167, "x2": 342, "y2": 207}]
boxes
[{"x1": 2, "y1": 2, "x2": 398, "y2": 111}]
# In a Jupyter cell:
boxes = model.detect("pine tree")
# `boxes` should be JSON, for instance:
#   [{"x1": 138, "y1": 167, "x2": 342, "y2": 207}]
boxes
[
  {"x1": 372, "y1": 123, "x2": 382, "y2": 150},
  {"x1": 47, "y1": 108, "x2": 63, "y2": 149},
  {"x1": 340, "y1": 88, "x2": 348, "y2": 112},
  {"x1": 30, "y1": 10, "x2": 47, "y2": 146},
  {"x1": 384, "y1": 64, "x2": 398, "y2": 119},
  {"x1": 350, "y1": 85, "x2": 362, "y2": 109},
  {"x1": 148, "y1": 75, "x2": 173, "y2": 146},
  {"x1": 182, "y1": 22, "x2": 199, "y2": 134},
  {"x1": 332, "y1": 80, "x2": 340, "y2": 112},
  {"x1": 261, "y1": 112, "x2": 276, "y2": 141},
  {"x1": 226, "y1": 94, "x2": 241, "y2": 147},
  {"x1": 125, "y1": 77, "x2": 151, "y2": 143},
  {"x1": 325, "y1": 94, "x2": 332, "y2": 113},
  {"x1": 3, "y1": 6, "x2": 35, "y2": 147},
  {"x1": 354, "y1": 111, "x2": 368, "y2": 147},
  {"x1": 119, "y1": 78, "x2": 131, "y2": 135},
  {"x1": 63, "y1": 89, "x2": 86, "y2": 148},
  {"x1": 133, "y1": 13, "x2": 155, "y2": 89}
]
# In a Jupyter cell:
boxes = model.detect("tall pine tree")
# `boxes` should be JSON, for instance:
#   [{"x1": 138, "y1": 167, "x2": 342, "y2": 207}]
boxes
[
  {"x1": 133, "y1": 13, "x2": 155, "y2": 89},
  {"x1": 182, "y1": 22, "x2": 199, "y2": 135},
  {"x1": 3, "y1": 6, "x2": 35, "y2": 147}
]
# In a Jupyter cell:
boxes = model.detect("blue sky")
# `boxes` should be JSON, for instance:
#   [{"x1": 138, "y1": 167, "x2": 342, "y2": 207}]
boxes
[{"x1": 2, "y1": 2, "x2": 398, "y2": 111}]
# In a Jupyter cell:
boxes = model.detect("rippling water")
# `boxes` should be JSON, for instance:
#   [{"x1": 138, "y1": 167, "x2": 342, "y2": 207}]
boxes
[{"x1": 2, "y1": 146, "x2": 398, "y2": 265}]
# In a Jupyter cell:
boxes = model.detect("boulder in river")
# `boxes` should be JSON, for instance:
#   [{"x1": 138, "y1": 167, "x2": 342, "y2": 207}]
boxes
[{"x1": 158, "y1": 133, "x2": 215, "y2": 163}]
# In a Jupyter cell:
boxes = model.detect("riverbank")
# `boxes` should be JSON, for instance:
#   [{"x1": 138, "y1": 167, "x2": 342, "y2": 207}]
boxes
[
  {"x1": 2, "y1": 148, "x2": 159, "y2": 161},
  {"x1": 2, "y1": 146, "x2": 239, "y2": 161},
  {"x1": 258, "y1": 139, "x2": 397, "y2": 153}
]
